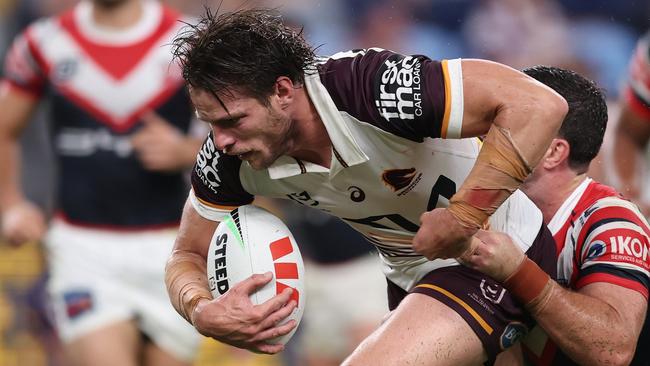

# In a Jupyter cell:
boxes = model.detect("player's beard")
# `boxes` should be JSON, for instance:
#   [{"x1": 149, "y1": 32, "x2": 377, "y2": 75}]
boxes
[{"x1": 248, "y1": 109, "x2": 292, "y2": 170}]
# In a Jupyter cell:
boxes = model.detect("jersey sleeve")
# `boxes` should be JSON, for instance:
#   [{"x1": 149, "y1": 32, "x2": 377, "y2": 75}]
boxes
[
  {"x1": 190, "y1": 132, "x2": 254, "y2": 221},
  {"x1": 317, "y1": 48, "x2": 463, "y2": 142},
  {"x1": 624, "y1": 32, "x2": 650, "y2": 120},
  {"x1": 573, "y1": 198, "x2": 650, "y2": 299},
  {"x1": 1, "y1": 27, "x2": 47, "y2": 98}
]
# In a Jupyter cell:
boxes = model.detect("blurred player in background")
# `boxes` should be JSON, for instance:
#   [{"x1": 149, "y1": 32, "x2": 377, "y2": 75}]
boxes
[
  {"x1": 165, "y1": 8, "x2": 568, "y2": 366},
  {"x1": 0, "y1": 0, "x2": 202, "y2": 365},
  {"x1": 465, "y1": 66, "x2": 649, "y2": 365},
  {"x1": 610, "y1": 30, "x2": 650, "y2": 366},
  {"x1": 613, "y1": 31, "x2": 650, "y2": 216}
]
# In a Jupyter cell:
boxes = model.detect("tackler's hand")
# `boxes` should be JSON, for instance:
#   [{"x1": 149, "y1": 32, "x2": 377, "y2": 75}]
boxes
[
  {"x1": 458, "y1": 230, "x2": 525, "y2": 282},
  {"x1": 413, "y1": 208, "x2": 478, "y2": 260}
]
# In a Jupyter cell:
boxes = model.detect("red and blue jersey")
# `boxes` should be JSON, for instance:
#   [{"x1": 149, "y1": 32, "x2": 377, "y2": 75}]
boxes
[
  {"x1": 522, "y1": 178, "x2": 650, "y2": 365},
  {"x1": 1, "y1": 1, "x2": 193, "y2": 229}
]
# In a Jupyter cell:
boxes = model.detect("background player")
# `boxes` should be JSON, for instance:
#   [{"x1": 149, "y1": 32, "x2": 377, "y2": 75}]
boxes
[
  {"x1": 612, "y1": 31, "x2": 650, "y2": 216},
  {"x1": 0, "y1": 0, "x2": 202, "y2": 365}
]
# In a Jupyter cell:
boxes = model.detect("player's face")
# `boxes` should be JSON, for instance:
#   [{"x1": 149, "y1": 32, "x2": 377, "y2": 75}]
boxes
[{"x1": 190, "y1": 87, "x2": 292, "y2": 170}]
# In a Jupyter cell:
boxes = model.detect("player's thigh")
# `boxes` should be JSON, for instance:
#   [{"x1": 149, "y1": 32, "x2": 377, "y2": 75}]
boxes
[
  {"x1": 129, "y1": 230, "x2": 202, "y2": 363},
  {"x1": 64, "y1": 319, "x2": 140, "y2": 366},
  {"x1": 343, "y1": 292, "x2": 486, "y2": 366},
  {"x1": 143, "y1": 342, "x2": 192, "y2": 366},
  {"x1": 301, "y1": 255, "x2": 388, "y2": 361}
]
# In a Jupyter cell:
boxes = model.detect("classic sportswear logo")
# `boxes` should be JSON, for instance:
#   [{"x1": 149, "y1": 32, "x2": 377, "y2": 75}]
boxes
[{"x1": 374, "y1": 55, "x2": 423, "y2": 121}]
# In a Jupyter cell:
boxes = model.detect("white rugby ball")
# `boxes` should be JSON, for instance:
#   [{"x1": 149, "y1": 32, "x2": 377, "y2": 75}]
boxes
[{"x1": 206, "y1": 204, "x2": 305, "y2": 345}]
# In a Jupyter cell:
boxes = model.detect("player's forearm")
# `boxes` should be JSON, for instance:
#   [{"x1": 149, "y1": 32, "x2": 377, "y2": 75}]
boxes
[
  {"x1": 0, "y1": 89, "x2": 38, "y2": 211},
  {"x1": 613, "y1": 124, "x2": 645, "y2": 199},
  {"x1": 0, "y1": 137, "x2": 25, "y2": 211},
  {"x1": 166, "y1": 199, "x2": 219, "y2": 323},
  {"x1": 530, "y1": 283, "x2": 637, "y2": 366},
  {"x1": 165, "y1": 249, "x2": 213, "y2": 324},
  {"x1": 449, "y1": 79, "x2": 567, "y2": 229}
]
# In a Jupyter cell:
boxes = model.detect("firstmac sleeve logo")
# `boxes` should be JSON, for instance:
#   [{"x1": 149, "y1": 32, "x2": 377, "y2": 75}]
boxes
[{"x1": 374, "y1": 55, "x2": 423, "y2": 121}]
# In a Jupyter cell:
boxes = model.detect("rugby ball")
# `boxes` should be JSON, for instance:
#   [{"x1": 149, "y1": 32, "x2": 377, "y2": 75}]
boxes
[{"x1": 206, "y1": 205, "x2": 305, "y2": 345}]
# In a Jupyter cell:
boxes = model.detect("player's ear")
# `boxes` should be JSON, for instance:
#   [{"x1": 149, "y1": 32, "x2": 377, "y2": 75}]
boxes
[
  {"x1": 542, "y1": 138, "x2": 569, "y2": 169},
  {"x1": 273, "y1": 76, "x2": 294, "y2": 109}
]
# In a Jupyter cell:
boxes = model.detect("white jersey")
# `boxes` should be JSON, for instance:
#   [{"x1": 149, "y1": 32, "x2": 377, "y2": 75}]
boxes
[{"x1": 190, "y1": 49, "x2": 543, "y2": 291}]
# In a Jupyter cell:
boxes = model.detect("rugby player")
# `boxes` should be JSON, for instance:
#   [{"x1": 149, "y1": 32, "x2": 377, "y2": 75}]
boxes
[
  {"x1": 165, "y1": 8, "x2": 568, "y2": 365},
  {"x1": 464, "y1": 66, "x2": 649, "y2": 365}
]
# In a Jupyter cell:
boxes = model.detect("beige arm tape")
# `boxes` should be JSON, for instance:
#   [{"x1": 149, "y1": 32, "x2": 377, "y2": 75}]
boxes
[
  {"x1": 165, "y1": 250, "x2": 213, "y2": 324},
  {"x1": 448, "y1": 125, "x2": 533, "y2": 229}
]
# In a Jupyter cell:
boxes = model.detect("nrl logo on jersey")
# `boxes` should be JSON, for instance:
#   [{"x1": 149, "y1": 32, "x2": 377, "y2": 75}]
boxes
[
  {"x1": 382, "y1": 168, "x2": 422, "y2": 196},
  {"x1": 374, "y1": 55, "x2": 423, "y2": 121}
]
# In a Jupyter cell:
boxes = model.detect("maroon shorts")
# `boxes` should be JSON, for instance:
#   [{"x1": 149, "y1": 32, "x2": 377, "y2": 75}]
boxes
[{"x1": 387, "y1": 225, "x2": 557, "y2": 363}]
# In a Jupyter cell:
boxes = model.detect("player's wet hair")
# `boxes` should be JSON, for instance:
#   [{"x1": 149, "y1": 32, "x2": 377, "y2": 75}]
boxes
[
  {"x1": 172, "y1": 8, "x2": 316, "y2": 107},
  {"x1": 523, "y1": 65, "x2": 608, "y2": 173}
]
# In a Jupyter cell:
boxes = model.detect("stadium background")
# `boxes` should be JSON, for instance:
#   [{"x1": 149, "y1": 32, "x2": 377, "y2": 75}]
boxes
[{"x1": 0, "y1": 0, "x2": 647, "y2": 365}]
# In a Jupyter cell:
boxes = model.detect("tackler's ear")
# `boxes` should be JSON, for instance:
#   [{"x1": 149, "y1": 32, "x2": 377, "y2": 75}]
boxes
[{"x1": 542, "y1": 138, "x2": 570, "y2": 170}]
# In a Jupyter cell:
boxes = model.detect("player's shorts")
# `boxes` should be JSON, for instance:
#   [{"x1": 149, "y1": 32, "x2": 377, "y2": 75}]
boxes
[
  {"x1": 299, "y1": 253, "x2": 388, "y2": 359},
  {"x1": 44, "y1": 218, "x2": 201, "y2": 362},
  {"x1": 386, "y1": 225, "x2": 557, "y2": 363}
]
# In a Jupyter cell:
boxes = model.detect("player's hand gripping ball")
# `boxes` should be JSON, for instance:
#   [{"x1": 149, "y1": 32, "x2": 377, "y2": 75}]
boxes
[{"x1": 206, "y1": 205, "x2": 305, "y2": 345}]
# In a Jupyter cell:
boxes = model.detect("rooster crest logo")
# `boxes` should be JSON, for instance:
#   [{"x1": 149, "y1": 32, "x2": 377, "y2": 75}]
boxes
[{"x1": 382, "y1": 168, "x2": 417, "y2": 192}]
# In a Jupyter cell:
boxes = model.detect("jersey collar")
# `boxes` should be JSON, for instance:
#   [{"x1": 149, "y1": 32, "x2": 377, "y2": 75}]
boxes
[
  {"x1": 266, "y1": 70, "x2": 369, "y2": 180},
  {"x1": 74, "y1": 0, "x2": 162, "y2": 45},
  {"x1": 547, "y1": 177, "x2": 592, "y2": 234}
]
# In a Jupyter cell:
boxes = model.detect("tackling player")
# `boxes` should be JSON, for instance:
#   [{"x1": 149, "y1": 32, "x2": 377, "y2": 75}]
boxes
[
  {"x1": 165, "y1": 8, "x2": 568, "y2": 365},
  {"x1": 464, "y1": 66, "x2": 649, "y2": 365}
]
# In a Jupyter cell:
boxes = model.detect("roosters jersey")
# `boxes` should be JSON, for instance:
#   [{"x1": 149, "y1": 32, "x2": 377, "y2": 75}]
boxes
[
  {"x1": 1, "y1": 1, "x2": 193, "y2": 228},
  {"x1": 625, "y1": 31, "x2": 650, "y2": 120},
  {"x1": 522, "y1": 178, "x2": 650, "y2": 365},
  {"x1": 190, "y1": 48, "x2": 544, "y2": 291}
]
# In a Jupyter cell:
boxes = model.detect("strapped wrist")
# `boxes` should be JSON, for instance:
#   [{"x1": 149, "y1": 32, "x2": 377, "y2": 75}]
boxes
[
  {"x1": 503, "y1": 257, "x2": 551, "y2": 306},
  {"x1": 185, "y1": 293, "x2": 212, "y2": 325}
]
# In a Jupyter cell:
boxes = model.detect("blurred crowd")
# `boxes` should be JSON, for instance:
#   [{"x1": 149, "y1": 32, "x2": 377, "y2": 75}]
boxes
[
  {"x1": 1, "y1": 0, "x2": 648, "y2": 97},
  {"x1": 0, "y1": 0, "x2": 648, "y2": 366}
]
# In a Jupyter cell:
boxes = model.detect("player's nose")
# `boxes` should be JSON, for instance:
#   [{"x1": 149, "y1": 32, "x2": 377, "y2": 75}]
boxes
[{"x1": 212, "y1": 129, "x2": 236, "y2": 153}]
